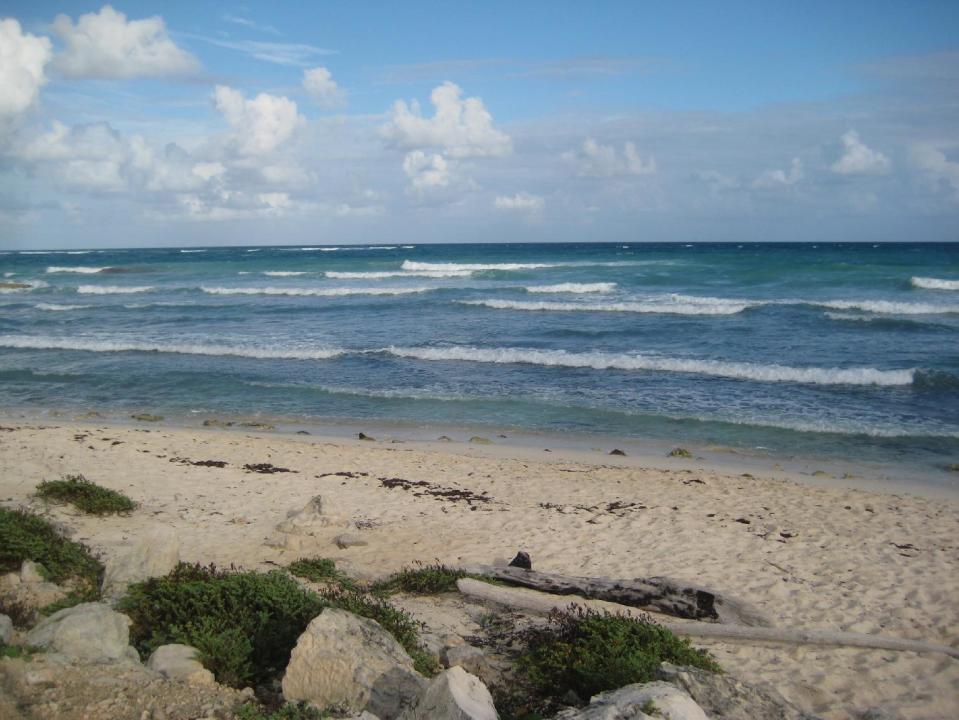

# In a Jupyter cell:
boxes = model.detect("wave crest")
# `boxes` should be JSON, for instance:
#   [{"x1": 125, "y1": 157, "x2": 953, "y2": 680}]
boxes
[
  {"x1": 77, "y1": 285, "x2": 153, "y2": 294},
  {"x1": 200, "y1": 286, "x2": 431, "y2": 297},
  {"x1": 525, "y1": 283, "x2": 617, "y2": 294},
  {"x1": 46, "y1": 266, "x2": 110, "y2": 274},
  {"x1": 459, "y1": 297, "x2": 752, "y2": 315},
  {"x1": 911, "y1": 276, "x2": 959, "y2": 291}
]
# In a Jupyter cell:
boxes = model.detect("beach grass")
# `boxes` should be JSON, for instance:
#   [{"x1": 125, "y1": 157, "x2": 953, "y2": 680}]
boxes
[{"x1": 36, "y1": 474, "x2": 136, "y2": 515}]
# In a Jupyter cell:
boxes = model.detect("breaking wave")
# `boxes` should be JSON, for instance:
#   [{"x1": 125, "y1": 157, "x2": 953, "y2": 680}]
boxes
[
  {"x1": 813, "y1": 299, "x2": 959, "y2": 315},
  {"x1": 263, "y1": 271, "x2": 311, "y2": 277},
  {"x1": 524, "y1": 283, "x2": 617, "y2": 294},
  {"x1": 459, "y1": 297, "x2": 752, "y2": 315},
  {"x1": 911, "y1": 276, "x2": 959, "y2": 291},
  {"x1": 402, "y1": 260, "x2": 559, "y2": 272},
  {"x1": 77, "y1": 285, "x2": 154, "y2": 294},
  {"x1": 35, "y1": 303, "x2": 92, "y2": 311},
  {"x1": 46, "y1": 266, "x2": 111, "y2": 274},
  {"x1": 385, "y1": 346, "x2": 915, "y2": 386},
  {"x1": 325, "y1": 270, "x2": 473, "y2": 279},
  {"x1": 200, "y1": 286, "x2": 432, "y2": 297}
]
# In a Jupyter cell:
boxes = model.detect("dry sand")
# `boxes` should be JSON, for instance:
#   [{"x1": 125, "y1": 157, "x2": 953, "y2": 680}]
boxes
[{"x1": 1, "y1": 418, "x2": 957, "y2": 720}]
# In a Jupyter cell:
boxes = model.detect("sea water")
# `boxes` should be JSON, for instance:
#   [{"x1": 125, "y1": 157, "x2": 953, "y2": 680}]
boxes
[{"x1": 1, "y1": 242, "x2": 957, "y2": 481}]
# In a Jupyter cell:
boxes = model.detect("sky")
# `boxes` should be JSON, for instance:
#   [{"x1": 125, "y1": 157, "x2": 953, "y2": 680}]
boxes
[{"x1": 0, "y1": 1, "x2": 957, "y2": 249}]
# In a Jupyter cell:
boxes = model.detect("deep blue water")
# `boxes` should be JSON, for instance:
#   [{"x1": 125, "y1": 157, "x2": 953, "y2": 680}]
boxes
[{"x1": 1, "y1": 242, "x2": 957, "y2": 475}]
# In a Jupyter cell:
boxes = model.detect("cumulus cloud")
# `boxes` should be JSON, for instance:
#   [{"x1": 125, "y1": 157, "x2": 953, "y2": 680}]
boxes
[
  {"x1": 381, "y1": 81, "x2": 511, "y2": 158},
  {"x1": 830, "y1": 131, "x2": 890, "y2": 175},
  {"x1": 402, "y1": 150, "x2": 451, "y2": 190},
  {"x1": 753, "y1": 158, "x2": 803, "y2": 189},
  {"x1": 566, "y1": 138, "x2": 656, "y2": 177},
  {"x1": 52, "y1": 5, "x2": 198, "y2": 79},
  {"x1": 303, "y1": 67, "x2": 345, "y2": 108},
  {"x1": 0, "y1": 19, "x2": 53, "y2": 120},
  {"x1": 494, "y1": 192, "x2": 544, "y2": 211},
  {"x1": 909, "y1": 144, "x2": 959, "y2": 202},
  {"x1": 213, "y1": 85, "x2": 304, "y2": 156}
]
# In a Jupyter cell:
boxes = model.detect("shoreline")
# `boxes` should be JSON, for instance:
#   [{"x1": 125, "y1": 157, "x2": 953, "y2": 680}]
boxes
[{"x1": 3, "y1": 407, "x2": 957, "y2": 501}]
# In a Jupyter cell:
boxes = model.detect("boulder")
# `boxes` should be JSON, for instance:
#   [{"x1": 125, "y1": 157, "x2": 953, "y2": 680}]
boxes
[
  {"x1": 399, "y1": 666, "x2": 497, "y2": 720},
  {"x1": 19, "y1": 560, "x2": 46, "y2": 584},
  {"x1": 553, "y1": 682, "x2": 707, "y2": 720},
  {"x1": 147, "y1": 644, "x2": 215, "y2": 685},
  {"x1": 0, "y1": 613, "x2": 13, "y2": 643},
  {"x1": 25, "y1": 602, "x2": 139, "y2": 664},
  {"x1": 0, "y1": 561, "x2": 67, "y2": 621},
  {"x1": 334, "y1": 533, "x2": 369, "y2": 549},
  {"x1": 655, "y1": 663, "x2": 817, "y2": 720},
  {"x1": 282, "y1": 608, "x2": 426, "y2": 719},
  {"x1": 101, "y1": 526, "x2": 180, "y2": 599}
]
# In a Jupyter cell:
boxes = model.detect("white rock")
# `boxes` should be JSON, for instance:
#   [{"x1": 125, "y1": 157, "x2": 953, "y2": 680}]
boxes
[
  {"x1": 334, "y1": 533, "x2": 369, "y2": 549},
  {"x1": 282, "y1": 608, "x2": 426, "y2": 719},
  {"x1": 554, "y1": 682, "x2": 708, "y2": 720},
  {"x1": 25, "y1": 602, "x2": 139, "y2": 664},
  {"x1": 0, "y1": 613, "x2": 13, "y2": 644},
  {"x1": 147, "y1": 644, "x2": 215, "y2": 685},
  {"x1": 20, "y1": 560, "x2": 47, "y2": 584},
  {"x1": 400, "y1": 666, "x2": 498, "y2": 720},
  {"x1": 101, "y1": 526, "x2": 180, "y2": 599}
]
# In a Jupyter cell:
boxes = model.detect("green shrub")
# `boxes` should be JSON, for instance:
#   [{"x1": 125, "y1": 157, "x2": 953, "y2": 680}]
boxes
[
  {"x1": 372, "y1": 563, "x2": 469, "y2": 596},
  {"x1": 36, "y1": 474, "x2": 137, "y2": 515},
  {"x1": 508, "y1": 607, "x2": 720, "y2": 716},
  {"x1": 235, "y1": 702, "x2": 327, "y2": 720},
  {"x1": 0, "y1": 643, "x2": 31, "y2": 660},
  {"x1": 119, "y1": 564, "x2": 325, "y2": 688},
  {"x1": 0, "y1": 508, "x2": 103, "y2": 595},
  {"x1": 288, "y1": 557, "x2": 356, "y2": 590}
]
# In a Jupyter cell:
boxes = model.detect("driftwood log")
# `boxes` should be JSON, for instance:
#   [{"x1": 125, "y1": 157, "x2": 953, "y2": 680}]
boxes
[
  {"x1": 461, "y1": 564, "x2": 769, "y2": 626},
  {"x1": 457, "y1": 578, "x2": 959, "y2": 660}
]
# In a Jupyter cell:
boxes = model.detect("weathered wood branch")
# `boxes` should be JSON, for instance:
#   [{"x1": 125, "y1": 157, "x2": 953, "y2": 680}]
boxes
[
  {"x1": 457, "y1": 578, "x2": 959, "y2": 660},
  {"x1": 460, "y1": 564, "x2": 769, "y2": 626}
]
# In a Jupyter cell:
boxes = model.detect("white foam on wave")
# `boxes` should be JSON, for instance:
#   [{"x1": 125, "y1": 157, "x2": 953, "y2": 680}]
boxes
[
  {"x1": 77, "y1": 285, "x2": 153, "y2": 294},
  {"x1": 814, "y1": 299, "x2": 959, "y2": 315},
  {"x1": 401, "y1": 245, "x2": 415, "y2": 249},
  {"x1": 246, "y1": 249, "x2": 261, "y2": 253},
  {"x1": 911, "y1": 276, "x2": 959, "y2": 290},
  {"x1": 263, "y1": 271, "x2": 311, "y2": 277},
  {"x1": 201, "y1": 286, "x2": 431, "y2": 297},
  {"x1": 65, "y1": 251, "x2": 92, "y2": 255},
  {"x1": 0, "y1": 335, "x2": 342, "y2": 360},
  {"x1": 459, "y1": 297, "x2": 752, "y2": 315},
  {"x1": 19, "y1": 251, "x2": 53, "y2": 255},
  {"x1": 46, "y1": 266, "x2": 110, "y2": 274},
  {"x1": 386, "y1": 346, "x2": 914, "y2": 386},
  {"x1": 325, "y1": 270, "x2": 472, "y2": 279},
  {"x1": 524, "y1": 283, "x2": 617, "y2": 294},
  {"x1": 180, "y1": 249, "x2": 207, "y2": 253},
  {"x1": 35, "y1": 303, "x2": 92, "y2": 311},
  {"x1": 403, "y1": 260, "x2": 558, "y2": 272},
  {"x1": 366, "y1": 246, "x2": 397, "y2": 250}
]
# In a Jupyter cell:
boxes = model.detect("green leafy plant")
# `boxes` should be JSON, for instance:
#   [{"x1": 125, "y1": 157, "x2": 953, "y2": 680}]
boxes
[
  {"x1": 36, "y1": 474, "x2": 137, "y2": 515},
  {"x1": 506, "y1": 607, "x2": 720, "y2": 717},
  {"x1": 288, "y1": 557, "x2": 356, "y2": 590},
  {"x1": 371, "y1": 563, "x2": 470, "y2": 596},
  {"x1": 0, "y1": 508, "x2": 103, "y2": 596},
  {"x1": 119, "y1": 563, "x2": 325, "y2": 688},
  {"x1": 235, "y1": 701, "x2": 327, "y2": 720}
]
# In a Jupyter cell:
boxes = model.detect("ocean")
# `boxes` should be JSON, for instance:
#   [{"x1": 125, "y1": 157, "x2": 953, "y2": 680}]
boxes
[{"x1": 1, "y1": 242, "x2": 957, "y2": 483}]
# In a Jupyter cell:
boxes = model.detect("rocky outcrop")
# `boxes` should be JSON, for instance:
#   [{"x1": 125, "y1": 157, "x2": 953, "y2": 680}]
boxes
[
  {"x1": 147, "y1": 644, "x2": 215, "y2": 685},
  {"x1": 399, "y1": 666, "x2": 498, "y2": 720},
  {"x1": 553, "y1": 682, "x2": 707, "y2": 720},
  {"x1": 282, "y1": 608, "x2": 426, "y2": 719},
  {"x1": 101, "y1": 526, "x2": 180, "y2": 599},
  {"x1": 25, "y1": 602, "x2": 139, "y2": 664},
  {"x1": 655, "y1": 663, "x2": 819, "y2": 720},
  {"x1": 0, "y1": 560, "x2": 67, "y2": 623}
]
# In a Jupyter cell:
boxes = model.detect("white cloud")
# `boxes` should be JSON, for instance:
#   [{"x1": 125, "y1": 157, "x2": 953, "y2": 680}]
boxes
[
  {"x1": 303, "y1": 67, "x2": 345, "y2": 108},
  {"x1": 51, "y1": 5, "x2": 198, "y2": 79},
  {"x1": 0, "y1": 18, "x2": 53, "y2": 120},
  {"x1": 402, "y1": 150, "x2": 451, "y2": 189},
  {"x1": 494, "y1": 192, "x2": 544, "y2": 211},
  {"x1": 381, "y1": 81, "x2": 511, "y2": 158},
  {"x1": 213, "y1": 85, "x2": 304, "y2": 156},
  {"x1": 566, "y1": 138, "x2": 656, "y2": 177},
  {"x1": 830, "y1": 131, "x2": 890, "y2": 175},
  {"x1": 909, "y1": 144, "x2": 959, "y2": 202},
  {"x1": 753, "y1": 157, "x2": 803, "y2": 189}
]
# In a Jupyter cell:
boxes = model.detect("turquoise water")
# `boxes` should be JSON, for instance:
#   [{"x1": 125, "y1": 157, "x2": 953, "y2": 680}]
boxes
[{"x1": 1, "y1": 242, "x2": 957, "y2": 478}]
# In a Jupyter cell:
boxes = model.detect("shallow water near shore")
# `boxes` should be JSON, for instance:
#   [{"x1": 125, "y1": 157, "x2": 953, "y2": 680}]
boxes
[{"x1": 1, "y1": 241, "x2": 957, "y2": 487}]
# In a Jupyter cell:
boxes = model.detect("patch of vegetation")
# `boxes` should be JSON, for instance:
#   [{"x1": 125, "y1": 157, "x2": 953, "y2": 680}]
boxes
[
  {"x1": 0, "y1": 643, "x2": 33, "y2": 660},
  {"x1": 39, "y1": 590, "x2": 98, "y2": 617},
  {"x1": 641, "y1": 699, "x2": 659, "y2": 716},
  {"x1": 320, "y1": 584, "x2": 440, "y2": 676},
  {"x1": 235, "y1": 702, "x2": 327, "y2": 720},
  {"x1": 288, "y1": 557, "x2": 356, "y2": 590},
  {"x1": 0, "y1": 508, "x2": 103, "y2": 596},
  {"x1": 36, "y1": 474, "x2": 137, "y2": 515},
  {"x1": 371, "y1": 563, "x2": 470, "y2": 595},
  {"x1": 502, "y1": 607, "x2": 720, "y2": 718},
  {"x1": 667, "y1": 447, "x2": 693, "y2": 458},
  {"x1": 119, "y1": 563, "x2": 325, "y2": 689}
]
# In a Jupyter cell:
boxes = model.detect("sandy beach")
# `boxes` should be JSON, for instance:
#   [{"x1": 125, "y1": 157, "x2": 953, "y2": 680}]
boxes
[{"x1": 1, "y1": 417, "x2": 957, "y2": 720}]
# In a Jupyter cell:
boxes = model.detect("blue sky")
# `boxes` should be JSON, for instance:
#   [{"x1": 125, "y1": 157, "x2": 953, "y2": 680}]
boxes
[{"x1": 1, "y1": 1, "x2": 957, "y2": 248}]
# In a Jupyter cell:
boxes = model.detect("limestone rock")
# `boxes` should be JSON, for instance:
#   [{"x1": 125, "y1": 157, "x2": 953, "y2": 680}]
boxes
[
  {"x1": 147, "y1": 644, "x2": 215, "y2": 685},
  {"x1": 0, "y1": 562, "x2": 67, "y2": 621},
  {"x1": 655, "y1": 663, "x2": 818, "y2": 720},
  {"x1": 335, "y1": 533, "x2": 369, "y2": 549},
  {"x1": 101, "y1": 526, "x2": 180, "y2": 599},
  {"x1": 282, "y1": 608, "x2": 426, "y2": 719},
  {"x1": 400, "y1": 666, "x2": 497, "y2": 720},
  {"x1": 25, "y1": 602, "x2": 139, "y2": 664},
  {"x1": 20, "y1": 560, "x2": 46, "y2": 584},
  {"x1": 554, "y1": 682, "x2": 706, "y2": 720},
  {"x1": 0, "y1": 613, "x2": 13, "y2": 643}
]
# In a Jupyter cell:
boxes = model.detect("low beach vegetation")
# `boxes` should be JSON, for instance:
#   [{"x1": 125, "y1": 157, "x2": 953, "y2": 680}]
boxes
[
  {"x1": 36, "y1": 474, "x2": 137, "y2": 515},
  {"x1": 287, "y1": 557, "x2": 356, "y2": 590},
  {"x1": 499, "y1": 607, "x2": 720, "y2": 717},
  {"x1": 371, "y1": 563, "x2": 471, "y2": 595},
  {"x1": 235, "y1": 701, "x2": 327, "y2": 720},
  {"x1": 0, "y1": 507, "x2": 103, "y2": 594}
]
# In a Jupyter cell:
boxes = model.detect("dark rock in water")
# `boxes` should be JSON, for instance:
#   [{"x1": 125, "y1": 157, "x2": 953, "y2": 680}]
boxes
[
  {"x1": 295, "y1": 430, "x2": 310, "y2": 435},
  {"x1": 0, "y1": 282, "x2": 30, "y2": 289},
  {"x1": 437, "y1": 436, "x2": 453, "y2": 442},
  {"x1": 358, "y1": 432, "x2": 375, "y2": 441},
  {"x1": 131, "y1": 413, "x2": 163, "y2": 422},
  {"x1": 609, "y1": 448, "x2": 626, "y2": 456},
  {"x1": 508, "y1": 551, "x2": 532, "y2": 570},
  {"x1": 668, "y1": 447, "x2": 693, "y2": 458}
]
